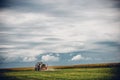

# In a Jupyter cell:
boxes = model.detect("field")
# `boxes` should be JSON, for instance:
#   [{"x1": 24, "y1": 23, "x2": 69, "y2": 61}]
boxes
[{"x1": 0, "y1": 63, "x2": 120, "y2": 80}]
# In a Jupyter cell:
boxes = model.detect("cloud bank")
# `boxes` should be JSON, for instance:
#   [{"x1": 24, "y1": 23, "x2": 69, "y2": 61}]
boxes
[{"x1": 0, "y1": 0, "x2": 120, "y2": 67}]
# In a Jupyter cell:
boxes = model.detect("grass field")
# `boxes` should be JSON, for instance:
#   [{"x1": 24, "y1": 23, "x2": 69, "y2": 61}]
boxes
[{"x1": 0, "y1": 63, "x2": 120, "y2": 80}]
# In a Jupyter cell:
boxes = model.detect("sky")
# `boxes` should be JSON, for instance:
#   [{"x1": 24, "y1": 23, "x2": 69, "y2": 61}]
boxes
[{"x1": 0, "y1": 0, "x2": 120, "y2": 68}]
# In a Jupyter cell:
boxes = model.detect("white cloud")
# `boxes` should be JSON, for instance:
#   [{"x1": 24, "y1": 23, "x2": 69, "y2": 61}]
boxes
[
  {"x1": 23, "y1": 56, "x2": 37, "y2": 62},
  {"x1": 0, "y1": 11, "x2": 55, "y2": 25},
  {"x1": 41, "y1": 55, "x2": 59, "y2": 62},
  {"x1": 71, "y1": 55, "x2": 84, "y2": 61},
  {"x1": 0, "y1": 49, "x2": 44, "y2": 62},
  {"x1": 71, "y1": 55, "x2": 92, "y2": 61},
  {"x1": 0, "y1": 45, "x2": 15, "y2": 48}
]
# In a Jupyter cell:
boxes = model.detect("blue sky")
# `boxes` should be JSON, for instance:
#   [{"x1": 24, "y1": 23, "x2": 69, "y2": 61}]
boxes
[{"x1": 0, "y1": 0, "x2": 120, "y2": 68}]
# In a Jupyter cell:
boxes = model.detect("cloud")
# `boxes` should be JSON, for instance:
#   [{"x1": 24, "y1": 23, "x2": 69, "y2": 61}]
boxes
[
  {"x1": 95, "y1": 41, "x2": 120, "y2": 48},
  {"x1": 41, "y1": 55, "x2": 59, "y2": 62},
  {"x1": 0, "y1": 49, "x2": 44, "y2": 62},
  {"x1": 71, "y1": 55, "x2": 91, "y2": 61},
  {"x1": 23, "y1": 56, "x2": 37, "y2": 62},
  {"x1": 0, "y1": 45, "x2": 15, "y2": 48},
  {"x1": 0, "y1": 11, "x2": 55, "y2": 26},
  {"x1": 0, "y1": 0, "x2": 13, "y2": 9},
  {"x1": 71, "y1": 55, "x2": 84, "y2": 61},
  {"x1": 0, "y1": 0, "x2": 120, "y2": 65}
]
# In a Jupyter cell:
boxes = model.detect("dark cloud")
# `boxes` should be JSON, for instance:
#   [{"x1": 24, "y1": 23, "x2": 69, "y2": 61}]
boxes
[
  {"x1": 0, "y1": 37, "x2": 10, "y2": 44},
  {"x1": 111, "y1": 0, "x2": 120, "y2": 9},
  {"x1": 44, "y1": 38, "x2": 63, "y2": 41},
  {"x1": 0, "y1": 0, "x2": 17, "y2": 9},
  {"x1": 0, "y1": 0, "x2": 27, "y2": 9},
  {"x1": 0, "y1": 24, "x2": 12, "y2": 31},
  {"x1": 95, "y1": 41, "x2": 120, "y2": 48},
  {"x1": 11, "y1": 1, "x2": 70, "y2": 17}
]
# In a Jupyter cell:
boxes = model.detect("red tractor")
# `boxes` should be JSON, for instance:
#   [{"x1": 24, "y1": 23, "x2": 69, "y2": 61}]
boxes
[{"x1": 35, "y1": 62, "x2": 48, "y2": 71}]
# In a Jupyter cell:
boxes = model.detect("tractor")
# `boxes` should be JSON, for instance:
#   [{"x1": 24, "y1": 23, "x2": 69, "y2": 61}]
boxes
[{"x1": 35, "y1": 62, "x2": 48, "y2": 71}]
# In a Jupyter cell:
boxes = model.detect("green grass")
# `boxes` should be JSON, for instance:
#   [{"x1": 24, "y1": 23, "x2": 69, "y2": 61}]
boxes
[{"x1": 0, "y1": 67, "x2": 119, "y2": 80}]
